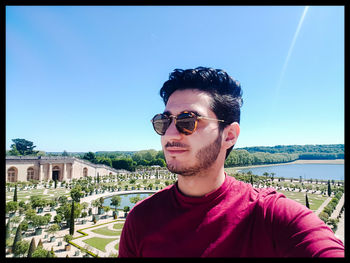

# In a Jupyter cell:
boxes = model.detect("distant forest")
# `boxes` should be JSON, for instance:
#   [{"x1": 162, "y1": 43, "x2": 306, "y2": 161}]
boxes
[
  {"x1": 7, "y1": 139, "x2": 344, "y2": 172},
  {"x1": 70, "y1": 144, "x2": 344, "y2": 171},
  {"x1": 225, "y1": 144, "x2": 344, "y2": 167}
]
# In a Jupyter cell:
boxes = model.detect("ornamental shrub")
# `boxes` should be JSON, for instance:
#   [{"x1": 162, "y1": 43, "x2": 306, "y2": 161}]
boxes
[
  {"x1": 319, "y1": 212, "x2": 329, "y2": 223},
  {"x1": 32, "y1": 247, "x2": 48, "y2": 258}
]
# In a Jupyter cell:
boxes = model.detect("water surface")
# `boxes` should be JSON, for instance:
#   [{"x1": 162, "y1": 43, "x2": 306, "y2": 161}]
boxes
[{"x1": 239, "y1": 163, "x2": 344, "y2": 181}]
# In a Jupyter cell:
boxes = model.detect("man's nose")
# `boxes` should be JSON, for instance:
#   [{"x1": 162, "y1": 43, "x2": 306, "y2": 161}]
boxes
[{"x1": 164, "y1": 120, "x2": 182, "y2": 138}]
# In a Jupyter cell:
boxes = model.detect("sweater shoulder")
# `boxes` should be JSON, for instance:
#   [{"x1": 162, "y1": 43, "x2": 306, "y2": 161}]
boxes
[{"x1": 128, "y1": 184, "x2": 175, "y2": 216}]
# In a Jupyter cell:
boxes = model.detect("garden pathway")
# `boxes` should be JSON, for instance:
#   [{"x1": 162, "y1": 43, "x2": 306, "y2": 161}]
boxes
[
  {"x1": 314, "y1": 196, "x2": 332, "y2": 216},
  {"x1": 331, "y1": 194, "x2": 345, "y2": 245},
  {"x1": 335, "y1": 209, "x2": 345, "y2": 245},
  {"x1": 330, "y1": 194, "x2": 344, "y2": 219}
]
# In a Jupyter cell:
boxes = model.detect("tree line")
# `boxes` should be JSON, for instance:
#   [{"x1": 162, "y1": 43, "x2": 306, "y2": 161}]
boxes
[
  {"x1": 239, "y1": 144, "x2": 344, "y2": 155},
  {"x1": 6, "y1": 138, "x2": 344, "y2": 171},
  {"x1": 80, "y1": 150, "x2": 166, "y2": 171}
]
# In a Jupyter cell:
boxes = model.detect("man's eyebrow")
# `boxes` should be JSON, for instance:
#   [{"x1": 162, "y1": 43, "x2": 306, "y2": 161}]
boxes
[{"x1": 163, "y1": 110, "x2": 202, "y2": 116}]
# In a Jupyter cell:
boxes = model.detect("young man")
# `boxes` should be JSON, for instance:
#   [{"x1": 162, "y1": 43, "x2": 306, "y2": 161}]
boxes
[{"x1": 118, "y1": 67, "x2": 344, "y2": 257}]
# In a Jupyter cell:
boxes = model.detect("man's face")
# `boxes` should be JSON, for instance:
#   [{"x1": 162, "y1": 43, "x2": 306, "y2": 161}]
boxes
[{"x1": 161, "y1": 89, "x2": 224, "y2": 176}]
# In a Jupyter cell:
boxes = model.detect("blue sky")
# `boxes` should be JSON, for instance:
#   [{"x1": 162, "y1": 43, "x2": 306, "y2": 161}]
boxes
[{"x1": 6, "y1": 6, "x2": 344, "y2": 152}]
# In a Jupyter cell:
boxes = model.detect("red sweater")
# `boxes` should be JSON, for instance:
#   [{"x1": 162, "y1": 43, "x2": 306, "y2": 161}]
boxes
[{"x1": 118, "y1": 175, "x2": 344, "y2": 257}]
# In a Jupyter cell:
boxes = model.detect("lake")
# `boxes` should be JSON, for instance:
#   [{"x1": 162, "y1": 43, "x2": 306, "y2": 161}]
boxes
[
  {"x1": 103, "y1": 193, "x2": 152, "y2": 210},
  {"x1": 239, "y1": 163, "x2": 344, "y2": 181}
]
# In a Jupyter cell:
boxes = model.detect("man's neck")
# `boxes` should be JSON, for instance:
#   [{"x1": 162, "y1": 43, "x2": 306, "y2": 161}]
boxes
[{"x1": 177, "y1": 166, "x2": 226, "y2": 197}]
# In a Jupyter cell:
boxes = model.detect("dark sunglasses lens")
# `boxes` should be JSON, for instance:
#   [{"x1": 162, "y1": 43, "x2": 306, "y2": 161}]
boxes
[
  {"x1": 176, "y1": 113, "x2": 197, "y2": 135},
  {"x1": 152, "y1": 114, "x2": 170, "y2": 135}
]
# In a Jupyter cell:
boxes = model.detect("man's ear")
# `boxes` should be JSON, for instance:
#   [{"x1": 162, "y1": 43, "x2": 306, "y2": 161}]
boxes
[{"x1": 223, "y1": 122, "x2": 240, "y2": 149}]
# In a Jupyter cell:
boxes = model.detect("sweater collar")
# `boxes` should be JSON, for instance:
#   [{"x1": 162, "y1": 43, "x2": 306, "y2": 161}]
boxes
[{"x1": 174, "y1": 172, "x2": 232, "y2": 206}]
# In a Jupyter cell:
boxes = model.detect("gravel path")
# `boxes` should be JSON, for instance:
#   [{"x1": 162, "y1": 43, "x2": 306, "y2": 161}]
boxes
[
  {"x1": 335, "y1": 209, "x2": 345, "y2": 245},
  {"x1": 315, "y1": 196, "x2": 332, "y2": 216}
]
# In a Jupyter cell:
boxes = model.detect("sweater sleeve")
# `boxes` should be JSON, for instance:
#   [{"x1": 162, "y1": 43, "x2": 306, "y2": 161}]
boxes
[
  {"x1": 263, "y1": 192, "x2": 344, "y2": 257},
  {"x1": 118, "y1": 210, "x2": 138, "y2": 257}
]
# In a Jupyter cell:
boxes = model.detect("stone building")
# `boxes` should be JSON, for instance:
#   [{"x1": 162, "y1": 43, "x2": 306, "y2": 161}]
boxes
[{"x1": 5, "y1": 156, "x2": 127, "y2": 182}]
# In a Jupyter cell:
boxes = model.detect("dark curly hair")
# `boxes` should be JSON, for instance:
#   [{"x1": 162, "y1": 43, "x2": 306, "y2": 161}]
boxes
[{"x1": 159, "y1": 66, "x2": 243, "y2": 159}]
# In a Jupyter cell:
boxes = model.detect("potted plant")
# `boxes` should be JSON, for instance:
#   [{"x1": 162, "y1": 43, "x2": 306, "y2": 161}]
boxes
[
  {"x1": 123, "y1": 206, "x2": 130, "y2": 217},
  {"x1": 32, "y1": 215, "x2": 47, "y2": 235},
  {"x1": 47, "y1": 224, "x2": 60, "y2": 243},
  {"x1": 6, "y1": 201, "x2": 18, "y2": 218},
  {"x1": 64, "y1": 234, "x2": 73, "y2": 251}
]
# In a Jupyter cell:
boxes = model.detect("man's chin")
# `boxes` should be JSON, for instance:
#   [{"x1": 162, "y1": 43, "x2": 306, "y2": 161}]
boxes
[{"x1": 166, "y1": 162, "x2": 198, "y2": 177}]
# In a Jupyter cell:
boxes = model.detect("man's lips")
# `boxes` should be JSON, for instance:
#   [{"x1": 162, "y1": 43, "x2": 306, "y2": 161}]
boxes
[
  {"x1": 166, "y1": 147, "x2": 188, "y2": 154},
  {"x1": 165, "y1": 142, "x2": 189, "y2": 155}
]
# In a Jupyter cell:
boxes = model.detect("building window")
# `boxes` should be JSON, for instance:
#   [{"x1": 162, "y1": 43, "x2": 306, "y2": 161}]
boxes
[
  {"x1": 83, "y1": 167, "x2": 88, "y2": 177},
  {"x1": 27, "y1": 167, "x2": 35, "y2": 181},
  {"x1": 8, "y1": 167, "x2": 17, "y2": 182}
]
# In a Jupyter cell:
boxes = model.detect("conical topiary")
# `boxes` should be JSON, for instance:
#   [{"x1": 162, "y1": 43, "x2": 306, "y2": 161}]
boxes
[
  {"x1": 6, "y1": 219, "x2": 11, "y2": 240},
  {"x1": 12, "y1": 224, "x2": 22, "y2": 254},
  {"x1": 13, "y1": 184, "x2": 18, "y2": 202},
  {"x1": 305, "y1": 193, "x2": 310, "y2": 209},
  {"x1": 27, "y1": 237, "x2": 36, "y2": 257},
  {"x1": 37, "y1": 239, "x2": 43, "y2": 248}
]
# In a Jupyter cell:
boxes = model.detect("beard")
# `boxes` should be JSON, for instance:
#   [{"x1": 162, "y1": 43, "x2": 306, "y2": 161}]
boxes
[{"x1": 166, "y1": 132, "x2": 222, "y2": 177}]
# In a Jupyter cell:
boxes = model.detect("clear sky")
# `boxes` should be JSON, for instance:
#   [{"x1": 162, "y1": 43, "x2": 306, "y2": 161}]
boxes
[{"x1": 6, "y1": 6, "x2": 344, "y2": 152}]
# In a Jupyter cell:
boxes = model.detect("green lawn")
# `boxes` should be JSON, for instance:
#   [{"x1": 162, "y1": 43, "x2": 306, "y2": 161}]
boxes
[
  {"x1": 82, "y1": 237, "x2": 116, "y2": 252},
  {"x1": 113, "y1": 223, "x2": 124, "y2": 230},
  {"x1": 91, "y1": 226, "x2": 121, "y2": 236},
  {"x1": 279, "y1": 190, "x2": 327, "y2": 211}
]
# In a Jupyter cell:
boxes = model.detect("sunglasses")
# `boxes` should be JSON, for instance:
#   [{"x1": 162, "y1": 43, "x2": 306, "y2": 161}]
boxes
[{"x1": 151, "y1": 111, "x2": 225, "y2": 135}]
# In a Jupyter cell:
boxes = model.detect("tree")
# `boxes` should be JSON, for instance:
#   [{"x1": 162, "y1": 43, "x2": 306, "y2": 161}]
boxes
[
  {"x1": 130, "y1": 195, "x2": 142, "y2": 204},
  {"x1": 37, "y1": 239, "x2": 43, "y2": 248},
  {"x1": 8, "y1": 144, "x2": 20, "y2": 156},
  {"x1": 82, "y1": 152, "x2": 97, "y2": 163},
  {"x1": 20, "y1": 220, "x2": 29, "y2": 232},
  {"x1": 104, "y1": 206, "x2": 111, "y2": 217},
  {"x1": 62, "y1": 150, "x2": 69, "y2": 156},
  {"x1": 112, "y1": 158, "x2": 136, "y2": 171},
  {"x1": 47, "y1": 224, "x2": 60, "y2": 238},
  {"x1": 6, "y1": 219, "x2": 11, "y2": 241},
  {"x1": 64, "y1": 234, "x2": 73, "y2": 244},
  {"x1": 10, "y1": 138, "x2": 39, "y2": 156},
  {"x1": 31, "y1": 215, "x2": 48, "y2": 231},
  {"x1": 327, "y1": 218, "x2": 339, "y2": 233},
  {"x1": 69, "y1": 186, "x2": 84, "y2": 235},
  {"x1": 27, "y1": 238, "x2": 36, "y2": 258},
  {"x1": 81, "y1": 202, "x2": 89, "y2": 215},
  {"x1": 24, "y1": 208, "x2": 37, "y2": 222},
  {"x1": 305, "y1": 193, "x2": 310, "y2": 209},
  {"x1": 123, "y1": 206, "x2": 130, "y2": 217},
  {"x1": 58, "y1": 195, "x2": 68, "y2": 206},
  {"x1": 54, "y1": 214, "x2": 63, "y2": 228},
  {"x1": 12, "y1": 224, "x2": 22, "y2": 256},
  {"x1": 32, "y1": 247, "x2": 48, "y2": 258},
  {"x1": 111, "y1": 196, "x2": 121, "y2": 213},
  {"x1": 6, "y1": 201, "x2": 18, "y2": 214},
  {"x1": 13, "y1": 240, "x2": 29, "y2": 258},
  {"x1": 30, "y1": 196, "x2": 47, "y2": 211},
  {"x1": 13, "y1": 184, "x2": 18, "y2": 202},
  {"x1": 327, "y1": 180, "x2": 332, "y2": 197}
]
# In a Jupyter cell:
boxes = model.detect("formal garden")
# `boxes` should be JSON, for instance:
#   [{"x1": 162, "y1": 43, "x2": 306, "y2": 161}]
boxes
[{"x1": 5, "y1": 169, "x2": 344, "y2": 257}]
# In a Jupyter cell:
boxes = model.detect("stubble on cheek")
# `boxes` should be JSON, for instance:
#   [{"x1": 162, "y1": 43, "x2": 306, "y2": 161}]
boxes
[{"x1": 165, "y1": 132, "x2": 222, "y2": 177}]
